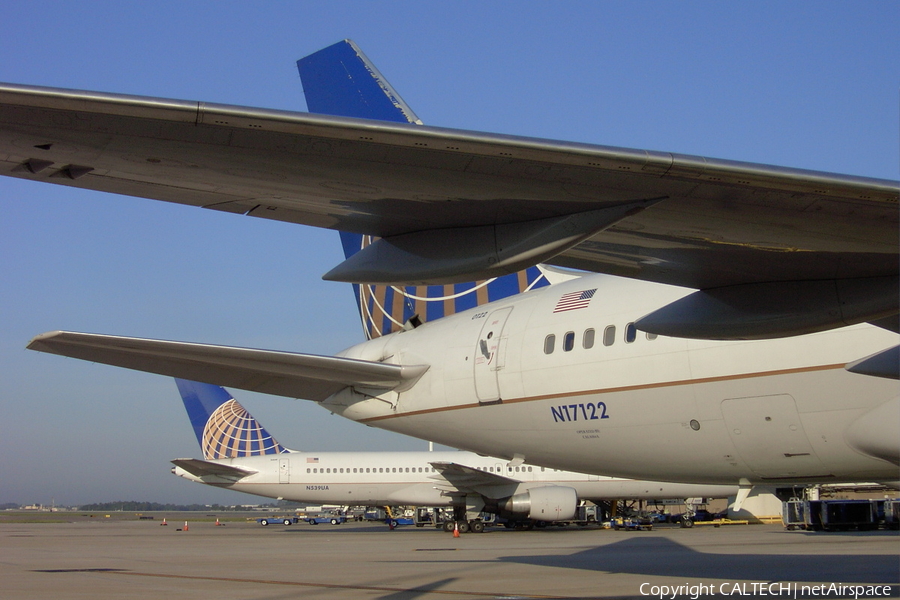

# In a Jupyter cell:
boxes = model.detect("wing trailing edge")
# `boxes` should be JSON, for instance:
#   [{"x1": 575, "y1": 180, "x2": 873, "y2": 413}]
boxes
[{"x1": 27, "y1": 331, "x2": 429, "y2": 400}]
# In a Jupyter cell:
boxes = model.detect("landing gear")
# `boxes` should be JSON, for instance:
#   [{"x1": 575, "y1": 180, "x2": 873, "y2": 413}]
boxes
[{"x1": 441, "y1": 519, "x2": 484, "y2": 533}]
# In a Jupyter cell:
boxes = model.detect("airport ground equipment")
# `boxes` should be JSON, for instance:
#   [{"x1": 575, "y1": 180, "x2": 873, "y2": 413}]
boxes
[
  {"x1": 306, "y1": 515, "x2": 347, "y2": 525},
  {"x1": 257, "y1": 516, "x2": 300, "y2": 526},
  {"x1": 782, "y1": 499, "x2": 880, "y2": 531},
  {"x1": 883, "y1": 500, "x2": 900, "y2": 530}
]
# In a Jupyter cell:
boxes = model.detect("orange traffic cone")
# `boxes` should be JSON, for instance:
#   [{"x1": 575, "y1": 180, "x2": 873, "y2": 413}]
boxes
[
  {"x1": 160, "y1": 518, "x2": 167, "y2": 526},
  {"x1": 453, "y1": 522, "x2": 460, "y2": 538},
  {"x1": 215, "y1": 518, "x2": 223, "y2": 526},
  {"x1": 183, "y1": 521, "x2": 189, "y2": 532}
]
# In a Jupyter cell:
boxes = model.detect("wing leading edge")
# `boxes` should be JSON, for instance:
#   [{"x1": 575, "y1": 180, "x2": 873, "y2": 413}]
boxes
[
  {"x1": 0, "y1": 81, "x2": 894, "y2": 290},
  {"x1": 2, "y1": 41, "x2": 898, "y2": 339},
  {"x1": 27, "y1": 331, "x2": 428, "y2": 400}
]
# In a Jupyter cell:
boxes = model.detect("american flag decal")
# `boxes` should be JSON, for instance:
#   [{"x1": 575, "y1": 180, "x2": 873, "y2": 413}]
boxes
[
  {"x1": 306, "y1": 457, "x2": 319, "y2": 463},
  {"x1": 553, "y1": 289, "x2": 597, "y2": 313}
]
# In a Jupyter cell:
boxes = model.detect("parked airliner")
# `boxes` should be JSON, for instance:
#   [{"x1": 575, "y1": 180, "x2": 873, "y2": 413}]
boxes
[
  {"x1": 4, "y1": 40, "x2": 896, "y2": 495},
  {"x1": 173, "y1": 379, "x2": 737, "y2": 530}
]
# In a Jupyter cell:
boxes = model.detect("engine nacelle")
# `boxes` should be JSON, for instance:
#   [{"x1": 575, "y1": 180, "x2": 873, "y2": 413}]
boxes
[{"x1": 499, "y1": 486, "x2": 578, "y2": 521}]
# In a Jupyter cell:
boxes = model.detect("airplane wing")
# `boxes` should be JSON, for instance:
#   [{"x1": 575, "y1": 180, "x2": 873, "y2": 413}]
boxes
[
  {"x1": 1, "y1": 80, "x2": 897, "y2": 337},
  {"x1": 171, "y1": 458, "x2": 257, "y2": 479},
  {"x1": 27, "y1": 331, "x2": 428, "y2": 400},
  {"x1": 429, "y1": 461, "x2": 520, "y2": 496}
]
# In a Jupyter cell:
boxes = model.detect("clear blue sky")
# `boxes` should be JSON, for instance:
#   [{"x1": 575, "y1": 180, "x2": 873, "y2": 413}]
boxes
[{"x1": 0, "y1": 2, "x2": 897, "y2": 506}]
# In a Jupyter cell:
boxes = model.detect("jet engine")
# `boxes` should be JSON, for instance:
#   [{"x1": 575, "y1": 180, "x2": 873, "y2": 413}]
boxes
[{"x1": 499, "y1": 486, "x2": 578, "y2": 521}]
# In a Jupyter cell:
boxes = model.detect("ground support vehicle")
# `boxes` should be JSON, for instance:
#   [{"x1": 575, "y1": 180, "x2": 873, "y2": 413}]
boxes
[
  {"x1": 883, "y1": 500, "x2": 900, "y2": 530},
  {"x1": 783, "y1": 499, "x2": 879, "y2": 531},
  {"x1": 610, "y1": 515, "x2": 653, "y2": 531},
  {"x1": 257, "y1": 516, "x2": 299, "y2": 526},
  {"x1": 306, "y1": 515, "x2": 347, "y2": 525}
]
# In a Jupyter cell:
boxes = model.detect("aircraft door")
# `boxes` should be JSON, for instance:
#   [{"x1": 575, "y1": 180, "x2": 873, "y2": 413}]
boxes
[
  {"x1": 279, "y1": 458, "x2": 290, "y2": 484},
  {"x1": 474, "y1": 307, "x2": 513, "y2": 404},
  {"x1": 720, "y1": 394, "x2": 827, "y2": 478}
]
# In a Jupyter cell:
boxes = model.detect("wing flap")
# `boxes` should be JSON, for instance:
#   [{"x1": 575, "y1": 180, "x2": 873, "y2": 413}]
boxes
[{"x1": 27, "y1": 331, "x2": 429, "y2": 401}]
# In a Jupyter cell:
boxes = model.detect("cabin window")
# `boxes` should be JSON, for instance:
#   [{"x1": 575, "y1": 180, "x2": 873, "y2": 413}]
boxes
[
  {"x1": 543, "y1": 334, "x2": 556, "y2": 354},
  {"x1": 563, "y1": 331, "x2": 575, "y2": 352},
  {"x1": 366, "y1": 468, "x2": 370, "y2": 473},
  {"x1": 603, "y1": 325, "x2": 616, "y2": 346},
  {"x1": 378, "y1": 468, "x2": 383, "y2": 473},
  {"x1": 405, "y1": 467, "x2": 410, "y2": 473},
  {"x1": 392, "y1": 467, "x2": 397, "y2": 473},
  {"x1": 583, "y1": 328, "x2": 595, "y2": 349},
  {"x1": 326, "y1": 468, "x2": 331, "y2": 473},
  {"x1": 306, "y1": 468, "x2": 311, "y2": 473},
  {"x1": 353, "y1": 468, "x2": 357, "y2": 473},
  {"x1": 625, "y1": 322, "x2": 637, "y2": 343},
  {"x1": 339, "y1": 468, "x2": 344, "y2": 473},
  {"x1": 527, "y1": 466, "x2": 532, "y2": 472}
]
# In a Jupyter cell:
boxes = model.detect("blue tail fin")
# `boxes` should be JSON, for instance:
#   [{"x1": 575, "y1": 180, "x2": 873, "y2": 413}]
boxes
[
  {"x1": 298, "y1": 40, "x2": 550, "y2": 339},
  {"x1": 297, "y1": 39, "x2": 422, "y2": 124},
  {"x1": 175, "y1": 379, "x2": 289, "y2": 459}
]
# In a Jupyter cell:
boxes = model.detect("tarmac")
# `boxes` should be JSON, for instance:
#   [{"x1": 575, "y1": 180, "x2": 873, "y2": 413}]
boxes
[{"x1": 1, "y1": 513, "x2": 897, "y2": 599}]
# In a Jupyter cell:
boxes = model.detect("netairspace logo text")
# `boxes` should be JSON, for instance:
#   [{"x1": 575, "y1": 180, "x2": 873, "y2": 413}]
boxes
[{"x1": 639, "y1": 582, "x2": 895, "y2": 600}]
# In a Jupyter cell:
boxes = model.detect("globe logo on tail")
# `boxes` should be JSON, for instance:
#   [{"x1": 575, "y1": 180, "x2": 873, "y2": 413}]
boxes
[{"x1": 201, "y1": 399, "x2": 287, "y2": 459}]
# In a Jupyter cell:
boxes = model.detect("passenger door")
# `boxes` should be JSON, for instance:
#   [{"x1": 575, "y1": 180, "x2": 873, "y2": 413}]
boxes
[{"x1": 474, "y1": 307, "x2": 513, "y2": 403}]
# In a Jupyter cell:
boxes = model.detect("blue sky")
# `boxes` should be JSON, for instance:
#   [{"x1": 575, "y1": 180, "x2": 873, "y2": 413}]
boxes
[{"x1": 0, "y1": 2, "x2": 897, "y2": 506}]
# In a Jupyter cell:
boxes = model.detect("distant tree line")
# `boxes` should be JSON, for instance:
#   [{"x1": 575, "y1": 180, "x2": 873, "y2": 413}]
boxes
[
  {"x1": 78, "y1": 501, "x2": 247, "y2": 512},
  {"x1": 76, "y1": 500, "x2": 305, "y2": 511}
]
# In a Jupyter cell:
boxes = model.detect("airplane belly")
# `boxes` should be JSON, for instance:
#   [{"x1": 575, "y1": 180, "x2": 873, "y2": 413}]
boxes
[{"x1": 375, "y1": 368, "x2": 898, "y2": 485}]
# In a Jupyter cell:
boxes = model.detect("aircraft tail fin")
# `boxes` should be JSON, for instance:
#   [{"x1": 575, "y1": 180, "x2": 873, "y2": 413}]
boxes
[
  {"x1": 297, "y1": 39, "x2": 422, "y2": 124},
  {"x1": 175, "y1": 378, "x2": 291, "y2": 460},
  {"x1": 297, "y1": 40, "x2": 550, "y2": 339}
]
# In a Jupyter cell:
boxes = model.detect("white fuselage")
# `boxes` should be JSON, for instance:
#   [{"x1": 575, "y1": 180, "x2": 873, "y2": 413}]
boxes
[
  {"x1": 172, "y1": 450, "x2": 738, "y2": 505},
  {"x1": 324, "y1": 275, "x2": 898, "y2": 486}
]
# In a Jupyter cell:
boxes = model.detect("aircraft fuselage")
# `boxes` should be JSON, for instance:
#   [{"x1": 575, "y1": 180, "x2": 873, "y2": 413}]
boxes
[{"x1": 325, "y1": 275, "x2": 898, "y2": 485}]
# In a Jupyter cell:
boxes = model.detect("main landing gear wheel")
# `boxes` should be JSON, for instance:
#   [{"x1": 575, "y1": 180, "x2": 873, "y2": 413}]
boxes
[
  {"x1": 456, "y1": 520, "x2": 471, "y2": 534},
  {"x1": 442, "y1": 520, "x2": 455, "y2": 532},
  {"x1": 469, "y1": 520, "x2": 485, "y2": 533}
]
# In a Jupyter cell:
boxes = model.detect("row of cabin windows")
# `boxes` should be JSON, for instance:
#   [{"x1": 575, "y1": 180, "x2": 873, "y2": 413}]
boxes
[
  {"x1": 543, "y1": 323, "x2": 657, "y2": 354},
  {"x1": 307, "y1": 465, "x2": 536, "y2": 474},
  {"x1": 309, "y1": 467, "x2": 433, "y2": 474}
]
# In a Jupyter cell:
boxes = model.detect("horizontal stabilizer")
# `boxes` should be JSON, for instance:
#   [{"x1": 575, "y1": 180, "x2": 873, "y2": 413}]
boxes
[
  {"x1": 171, "y1": 458, "x2": 257, "y2": 479},
  {"x1": 28, "y1": 331, "x2": 429, "y2": 400}
]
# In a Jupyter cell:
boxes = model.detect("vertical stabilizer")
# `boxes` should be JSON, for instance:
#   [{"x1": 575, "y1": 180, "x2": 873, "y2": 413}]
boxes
[
  {"x1": 175, "y1": 379, "x2": 290, "y2": 459},
  {"x1": 297, "y1": 40, "x2": 549, "y2": 339},
  {"x1": 297, "y1": 39, "x2": 422, "y2": 124}
]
